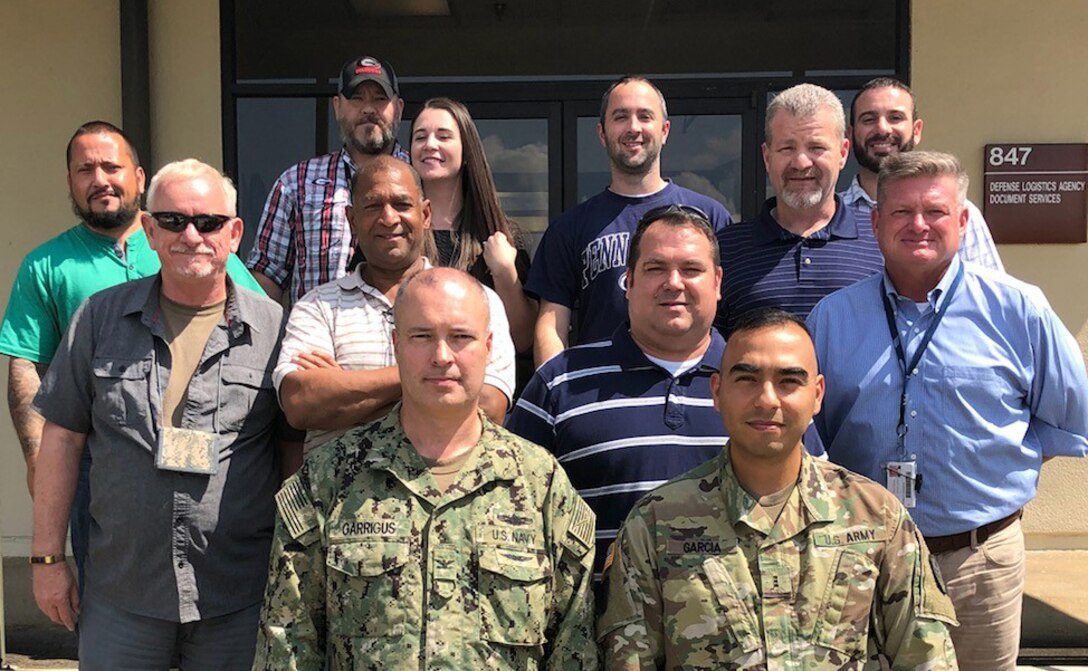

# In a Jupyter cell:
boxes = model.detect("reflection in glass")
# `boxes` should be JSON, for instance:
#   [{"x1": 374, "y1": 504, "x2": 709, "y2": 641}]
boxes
[
  {"x1": 237, "y1": 98, "x2": 318, "y2": 257},
  {"x1": 577, "y1": 115, "x2": 743, "y2": 221}
]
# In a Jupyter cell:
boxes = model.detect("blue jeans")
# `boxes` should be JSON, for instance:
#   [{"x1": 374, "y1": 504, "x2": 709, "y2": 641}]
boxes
[{"x1": 78, "y1": 598, "x2": 261, "y2": 671}]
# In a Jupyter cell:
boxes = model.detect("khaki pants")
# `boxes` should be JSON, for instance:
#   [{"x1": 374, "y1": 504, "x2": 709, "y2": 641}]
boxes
[{"x1": 933, "y1": 518, "x2": 1024, "y2": 671}]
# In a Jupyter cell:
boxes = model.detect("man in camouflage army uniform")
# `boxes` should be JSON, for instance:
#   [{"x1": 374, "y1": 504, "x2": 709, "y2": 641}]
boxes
[
  {"x1": 255, "y1": 267, "x2": 599, "y2": 670},
  {"x1": 598, "y1": 307, "x2": 957, "y2": 669}
]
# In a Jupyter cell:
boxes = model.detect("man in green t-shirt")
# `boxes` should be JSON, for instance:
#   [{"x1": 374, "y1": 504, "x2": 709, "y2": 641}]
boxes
[{"x1": 0, "y1": 121, "x2": 262, "y2": 590}]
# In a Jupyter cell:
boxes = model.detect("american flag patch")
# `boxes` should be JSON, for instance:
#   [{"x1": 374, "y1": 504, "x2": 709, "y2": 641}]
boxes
[
  {"x1": 275, "y1": 478, "x2": 318, "y2": 540},
  {"x1": 567, "y1": 498, "x2": 595, "y2": 554}
]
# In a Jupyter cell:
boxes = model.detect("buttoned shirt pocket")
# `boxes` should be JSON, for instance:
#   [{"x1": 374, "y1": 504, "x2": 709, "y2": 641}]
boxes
[
  {"x1": 326, "y1": 538, "x2": 413, "y2": 638},
  {"x1": 813, "y1": 548, "x2": 878, "y2": 659},
  {"x1": 477, "y1": 546, "x2": 553, "y2": 646},
  {"x1": 219, "y1": 363, "x2": 275, "y2": 434},
  {"x1": 300, "y1": 193, "x2": 350, "y2": 249},
  {"x1": 931, "y1": 365, "x2": 1024, "y2": 443},
  {"x1": 91, "y1": 357, "x2": 150, "y2": 425}
]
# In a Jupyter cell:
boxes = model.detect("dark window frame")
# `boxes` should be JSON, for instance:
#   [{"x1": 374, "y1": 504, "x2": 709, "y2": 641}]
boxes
[{"x1": 219, "y1": 0, "x2": 911, "y2": 224}]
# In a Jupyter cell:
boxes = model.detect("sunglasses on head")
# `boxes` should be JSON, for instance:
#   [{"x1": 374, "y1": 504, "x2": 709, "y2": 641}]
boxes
[
  {"x1": 151, "y1": 212, "x2": 233, "y2": 233},
  {"x1": 637, "y1": 203, "x2": 711, "y2": 228}
]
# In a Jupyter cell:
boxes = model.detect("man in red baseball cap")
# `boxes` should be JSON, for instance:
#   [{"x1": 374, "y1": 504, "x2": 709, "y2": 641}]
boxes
[{"x1": 246, "y1": 55, "x2": 409, "y2": 304}]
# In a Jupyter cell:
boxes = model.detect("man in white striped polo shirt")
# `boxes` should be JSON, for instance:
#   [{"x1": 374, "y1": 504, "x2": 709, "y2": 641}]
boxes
[
  {"x1": 273, "y1": 156, "x2": 515, "y2": 452},
  {"x1": 507, "y1": 204, "x2": 726, "y2": 576}
]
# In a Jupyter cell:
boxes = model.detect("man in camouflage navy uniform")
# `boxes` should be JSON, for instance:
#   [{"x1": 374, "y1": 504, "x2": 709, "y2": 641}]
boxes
[
  {"x1": 255, "y1": 267, "x2": 599, "y2": 670},
  {"x1": 598, "y1": 307, "x2": 958, "y2": 669}
]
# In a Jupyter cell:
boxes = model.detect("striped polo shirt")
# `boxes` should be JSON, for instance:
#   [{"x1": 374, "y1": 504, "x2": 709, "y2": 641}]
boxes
[
  {"x1": 505, "y1": 323, "x2": 727, "y2": 574},
  {"x1": 273, "y1": 261, "x2": 516, "y2": 451},
  {"x1": 714, "y1": 196, "x2": 884, "y2": 338}
]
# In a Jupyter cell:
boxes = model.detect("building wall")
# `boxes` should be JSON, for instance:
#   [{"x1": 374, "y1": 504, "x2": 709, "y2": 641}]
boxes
[
  {"x1": 913, "y1": 0, "x2": 1088, "y2": 546},
  {"x1": 148, "y1": 0, "x2": 222, "y2": 171},
  {"x1": 0, "y1": 0, "x2": 123, "y2": 556},
  {"x1": 0, "y1": 0, "x2": 1084, "y2": 583}
]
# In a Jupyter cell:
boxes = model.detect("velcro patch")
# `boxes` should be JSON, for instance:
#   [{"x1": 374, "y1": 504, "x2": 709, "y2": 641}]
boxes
[
  {"x1": 565, "y1": 498, "x2": 595, "y2": 557},
  {"x1": 275, "y1": 477, "x2": 318, "y2": 541},
  {"x1": 813, "y1": 526, "x2": 887, "y2": 547}
]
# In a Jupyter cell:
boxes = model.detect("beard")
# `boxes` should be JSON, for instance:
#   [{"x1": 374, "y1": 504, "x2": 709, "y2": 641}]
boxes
[
  {"x1": 778, "y1": 170, "x2": 829, "y2": 210},
  {"x1": 340, "y1": 118, "x2": 396, "y2": 156},
  {"x1": 70, "y1": 195, "x2": 140, "y2": 231},
  {"x1": 607, "y1": 135, "x2": 661, "y2": 176},
  {"x1": 780, "y1": 187, "x2": 825, "y2": 210},
  {"x1": 853, "y1": 133, "x2": 917, "y2": 173},
  {"x1": 168, "y1": 244, "x2": 221, "y2": 279}
]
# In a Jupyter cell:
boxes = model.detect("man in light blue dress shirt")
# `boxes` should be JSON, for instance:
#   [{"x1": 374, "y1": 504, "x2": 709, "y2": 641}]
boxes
[{"x1": 808, "y1": 151, "x2": 1088, "y2": 671}]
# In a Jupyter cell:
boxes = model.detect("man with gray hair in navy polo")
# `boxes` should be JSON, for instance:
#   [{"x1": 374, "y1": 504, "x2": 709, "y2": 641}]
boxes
[{"x1": 715, "y1": 83, "x2": 884, "y2": 339}]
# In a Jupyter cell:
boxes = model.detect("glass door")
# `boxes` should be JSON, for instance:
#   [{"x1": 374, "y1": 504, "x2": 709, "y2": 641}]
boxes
[{"x1": 569, "y1": 98, "x2": 752, "y2": 222}]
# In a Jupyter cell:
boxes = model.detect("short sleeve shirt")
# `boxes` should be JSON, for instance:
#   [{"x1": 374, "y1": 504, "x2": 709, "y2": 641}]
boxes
[
  {"x1": 0, "y1": 224, "x2": 263, "y2": 364},
  {"x1": 34, "y1": 275, "x2": 298, "y2": 622},
  {"x1": 525, "y1": 183, "x2": 732, "y2": 345},
  {"x1": 274, "y1": 262, "x2": 517, "y2": 450}
]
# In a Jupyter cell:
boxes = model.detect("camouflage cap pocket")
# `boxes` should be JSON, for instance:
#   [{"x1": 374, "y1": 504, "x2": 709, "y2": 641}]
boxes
[
  {"x1": 477, "y1": 547, "x2": 552, "y2": 646},
  {"x1": 327, "y1": 538, "x2": 410, "y2": 578},
  {"x1": 325, "y1": 539, "x2": 413, "y2": 638}
]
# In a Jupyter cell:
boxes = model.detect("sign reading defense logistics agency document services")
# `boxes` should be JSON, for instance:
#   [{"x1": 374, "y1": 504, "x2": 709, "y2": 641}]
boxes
[{"x1": 983, "y1": 143, "x2": 1088, "y2": 243}]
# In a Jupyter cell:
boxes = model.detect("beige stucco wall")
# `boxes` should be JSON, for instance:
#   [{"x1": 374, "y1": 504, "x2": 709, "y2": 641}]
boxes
[
  {"x1": 0, "y1": 0, "x2": 123, "y2": 555},
  {"x1": 148, "y1": 0, "x2": 223, "y2": 171},
  {"x1": 0, "y1": 0, "x2": 221, "y2": 558},
  {"x1": 2, "y1": 0, "x2": 1085, "y2": 557},
  {"x1": 913, "y1": 0, "x2": 1088, "y2": 545}
]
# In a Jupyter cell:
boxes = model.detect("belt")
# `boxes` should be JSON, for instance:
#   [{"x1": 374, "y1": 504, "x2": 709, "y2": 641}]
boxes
[{"x1": 924, "y1": 510, "x2": 1022, "y2": 554}]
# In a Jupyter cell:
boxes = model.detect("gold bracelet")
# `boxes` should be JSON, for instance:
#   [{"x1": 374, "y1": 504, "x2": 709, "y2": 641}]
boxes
[{"x1": 28, "y1": 554, "x2": 66, "y2": 565}]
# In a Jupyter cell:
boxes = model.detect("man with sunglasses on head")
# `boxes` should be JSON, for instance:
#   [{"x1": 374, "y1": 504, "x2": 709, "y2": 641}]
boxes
[
  {"x1": 247, "y1": 55, "x2": 411, "y2": 305},
  {"x1": 0, "y1": 121, "x2": 261, "y2": 600},
  {"x1": 30, "y1": 159, "x2": 303, "y2": 669},
  {"x1": 526, "y1": 76, "x2": 732, "y2": 367},
  {"x1": 508, "y1": 206, "x2": 727, "y2": 577},
  {"x1": 715, "y1": 84, "x2": 885, "y2": 339}
]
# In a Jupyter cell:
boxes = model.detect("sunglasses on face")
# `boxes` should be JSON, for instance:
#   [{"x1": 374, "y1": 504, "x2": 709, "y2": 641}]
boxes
[{"x1": 150, "y1": 212, "x2": 233, "y2": 233}]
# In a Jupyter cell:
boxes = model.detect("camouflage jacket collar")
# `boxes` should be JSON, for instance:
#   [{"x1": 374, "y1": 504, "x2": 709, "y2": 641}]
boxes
[
  {"x1": 361, "y1": 405, "x2": 522, "y2": 505},
  {"x1": 718, "y1": 446, "x2": 836, "y2": 539}
]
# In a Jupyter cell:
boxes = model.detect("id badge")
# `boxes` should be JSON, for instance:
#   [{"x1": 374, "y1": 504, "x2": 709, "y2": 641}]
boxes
[
  {"x1": 156, "y1": 426, "x2": 219, "y2": 475},
  {"x1": 885, "y1": 461, "x2": 917, "y2": 508}
]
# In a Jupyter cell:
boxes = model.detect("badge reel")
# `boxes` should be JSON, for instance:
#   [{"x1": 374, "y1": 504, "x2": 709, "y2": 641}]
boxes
[{"x1": 156, "y1": 426, "x2": 219, "y2": 475}]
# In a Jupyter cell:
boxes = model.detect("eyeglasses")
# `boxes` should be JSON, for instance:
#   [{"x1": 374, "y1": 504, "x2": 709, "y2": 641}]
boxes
[
  {"x1": 637, "y1": 203, "x2": 711, "y2": 229},
  {"x1": 151, "y1": 212, "x2": 233, "y2": 233}
]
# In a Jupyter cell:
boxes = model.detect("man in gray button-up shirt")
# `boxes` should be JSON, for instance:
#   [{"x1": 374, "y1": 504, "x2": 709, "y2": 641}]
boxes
[{"x1": 31, "y1": 159, "x2": 303, "y2": 670}]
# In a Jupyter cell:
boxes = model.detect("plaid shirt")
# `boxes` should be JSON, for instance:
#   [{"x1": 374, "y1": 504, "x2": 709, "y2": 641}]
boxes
[
  {"x1": 247, "y1": 143, "x2": 411, "y2": 304},
  {"x1": 840, "y1": 175, "x2": 1005, "y2": 272}
]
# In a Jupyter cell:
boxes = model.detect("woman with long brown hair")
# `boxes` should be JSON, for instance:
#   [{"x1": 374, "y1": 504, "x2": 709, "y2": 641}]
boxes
[{"x1": 410, "y1": 97, "x2": 537, "y2": 353}]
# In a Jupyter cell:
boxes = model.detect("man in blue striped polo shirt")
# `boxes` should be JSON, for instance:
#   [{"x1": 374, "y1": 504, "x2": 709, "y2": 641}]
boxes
[
  {"x1": 508, "y1": 205, "x2": 726, "y2": 576},
  {"x1": 715, "y1": 83, "x2": 884, "y2": 338}
]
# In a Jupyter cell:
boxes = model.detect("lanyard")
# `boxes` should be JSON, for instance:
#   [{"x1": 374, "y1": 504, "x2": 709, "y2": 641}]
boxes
[{"x1": 879, "y1": 262, "x2": 964, "y2": 456}]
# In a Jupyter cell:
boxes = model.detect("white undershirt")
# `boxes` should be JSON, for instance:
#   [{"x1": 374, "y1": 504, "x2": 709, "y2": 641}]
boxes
[{"x1": 645, "y1": 354, "x2": 702, "y2": 378}]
